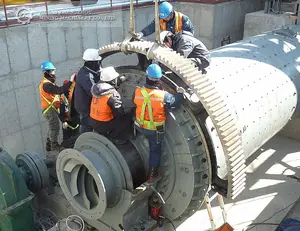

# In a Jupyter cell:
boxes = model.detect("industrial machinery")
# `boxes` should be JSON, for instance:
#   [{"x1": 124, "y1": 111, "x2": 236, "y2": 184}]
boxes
[{"x1": 1, "y1": 0, "x2": 300, "y2": 230}]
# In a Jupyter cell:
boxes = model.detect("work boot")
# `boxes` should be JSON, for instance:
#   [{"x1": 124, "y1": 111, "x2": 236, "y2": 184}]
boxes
[
  {"x1": 147, "y1": 167, "x2": 159, "y2": 181},
  {"x1": 46, "y1": 138, "x2": 51, "y2": 152}
]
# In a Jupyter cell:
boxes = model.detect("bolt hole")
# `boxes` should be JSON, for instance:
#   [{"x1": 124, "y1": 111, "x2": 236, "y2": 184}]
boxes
[
  {"x1": 201, "y1": 158, "x2": 207, "y2": 163},
  {"x1": 202, "y1": 174, "x2": 208, "y2": 179}
]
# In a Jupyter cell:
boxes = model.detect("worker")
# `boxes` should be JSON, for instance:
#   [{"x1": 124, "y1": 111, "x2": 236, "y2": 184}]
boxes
[
  {"x1": 89, "y1": 66, "x2": 132, "y2": 145},
  {"x1": 134, "y1": 1, "x2": 194, "y2": 70},
  {"x1": 39, "y1": 61, "x2": 75, "y2": 152},
  {"x1": 135, "y1": 1, "x2": 194, "y2": 39},
  {"x1": 58, "y1": 77, "x2": 80, "y2": 148},
  {"x1": 160, "y1": 30, "x2": 211, "y2": 73},
  {"x1": 74, "y1": 48, "x2": 102, "y2": 134},
  {"x1": 132, "y1": 64, "x2": 185, "y2": 180}
]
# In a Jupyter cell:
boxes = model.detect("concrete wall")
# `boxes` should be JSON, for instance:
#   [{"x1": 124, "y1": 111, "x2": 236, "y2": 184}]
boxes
[
  {"x1": 244, "y1": 10, "x2": 295, "y2": 39},
  {"x1": 176, "y1": 0, "x2": 263, "y2": 49},
  {"x1": 0, "y1": 0, "x2": 264, "y2": 159}
]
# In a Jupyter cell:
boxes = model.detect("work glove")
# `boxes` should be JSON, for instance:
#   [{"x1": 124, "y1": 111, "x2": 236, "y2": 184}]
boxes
[
  {"x1": 70, "y1": 73, "x2": 77, "y2": 82},
  {"x1": 62, "y1": 121, "x2": 68, "y2": 130},
  {"x1": 134, "y1": 32, "x2": 144, "y2": 40},
  {"x1": 119, "y1": 75, "x2": 126, "y2": 83},
  {"x1": 176, "y1": 86, "x2": 185, "y2": 94}
]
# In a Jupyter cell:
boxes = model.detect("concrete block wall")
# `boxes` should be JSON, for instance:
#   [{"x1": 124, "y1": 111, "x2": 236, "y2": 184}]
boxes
[
  {"x1": 244, "y1": 10, "x2": 294, "y2": 39},
  {"x1": 0, "y1": 9, "x2": 142, "y2": 159},
  {"x1": 0, "y1": 1, "x2": 264, "y2": 158},
  {"x1": 176, "y1": 0, "x2": 263, "y2": 49}
]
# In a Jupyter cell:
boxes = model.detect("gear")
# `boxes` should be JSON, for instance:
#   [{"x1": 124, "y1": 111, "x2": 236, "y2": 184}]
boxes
[
  {"x1": 99, "y1": 41, "x2": 247, "y2": 200},
  {"x1": 15, "y1": 7, "x2": 33, "y2": 25}
]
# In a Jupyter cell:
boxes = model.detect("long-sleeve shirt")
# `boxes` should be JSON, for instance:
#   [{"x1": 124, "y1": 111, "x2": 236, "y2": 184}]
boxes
[
  {"x1": 74, "y1": 66, "x2": 100, "y2": 114},
  {"x1": 43, "y1": 79, "x2": 72, "y2": 95},
  {"x1": 141, "y1": 11, "x2": 194, "y2": 37}
]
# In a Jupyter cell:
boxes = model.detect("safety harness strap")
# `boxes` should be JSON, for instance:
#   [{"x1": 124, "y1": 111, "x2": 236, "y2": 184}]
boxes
[
  {"x1": 66, "y1": 123, "x2": 79, "y2": 130},
  {"x1": 137, "y1": 88, "x2": 165, "y2": 130},
  {"x1": 40, "y1": 89, "x2": 60, "y2": 115}
]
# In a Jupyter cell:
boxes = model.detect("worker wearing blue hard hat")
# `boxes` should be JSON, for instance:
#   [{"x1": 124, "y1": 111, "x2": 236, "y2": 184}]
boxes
[
  {"x1": 132, "y1": 63, "x2": 185, "y2": 180},
  {"x1": 39, "y1": 61, "x2": 76, "y2": 152},
  {"x1": 135, "y1": 1, "x2": 194, "y2": 40}
]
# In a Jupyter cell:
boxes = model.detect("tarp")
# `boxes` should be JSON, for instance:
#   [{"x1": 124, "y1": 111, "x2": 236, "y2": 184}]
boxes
[{"x1": 275, "y1": 218, "x2": 300, "y2": 231}]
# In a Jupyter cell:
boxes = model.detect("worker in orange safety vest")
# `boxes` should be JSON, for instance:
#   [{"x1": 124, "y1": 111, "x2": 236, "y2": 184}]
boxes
[
  {"x1": 134, "y1": 1, "x2": 194, "y2": 70},
  {"x1": 135, "y1": 1, "x2": 194, "y2": 39},
  {"x1": 89, "y1": 66, "x2": 132, "y2": 145},
  {"x1": 39, "y1": 61, "x2": 75, "y2": 152},
  {"x1": 132, "y1": 64, "x2": 185, "y2": 180}
]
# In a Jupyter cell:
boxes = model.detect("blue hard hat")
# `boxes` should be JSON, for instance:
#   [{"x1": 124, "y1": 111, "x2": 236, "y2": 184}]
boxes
[
  {"x1": 146, "y1": 64, "x2": 162, "y2": 79},
  {"x1": 41, "y1": 61, "x2": 56, "y2": 71},
  {"x1": 159, "y1": 2, "x2": 173, "y2": 19}
]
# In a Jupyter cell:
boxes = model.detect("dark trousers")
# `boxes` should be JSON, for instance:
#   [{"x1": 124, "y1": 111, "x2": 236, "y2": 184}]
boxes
[
  {"x1": 135, "y1": 126, "x2": 164, "y2": 169},
  {"x1": 90, "y1": 113, "x2": 133, "y2": 140},
  {"x1": 191, "y1": 57, "x2": 210, "y2": 71},
  {"x1": 79, "y1": 112, "x2": 93, "y2": 134},
  {"x1": 62, "y1": 119, "x2": 80, "y2": 148}
]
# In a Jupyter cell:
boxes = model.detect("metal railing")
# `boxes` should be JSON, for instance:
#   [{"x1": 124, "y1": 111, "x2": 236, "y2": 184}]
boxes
[{"x1": 0, "y1": 0, "x2": 231, "y2": 28}]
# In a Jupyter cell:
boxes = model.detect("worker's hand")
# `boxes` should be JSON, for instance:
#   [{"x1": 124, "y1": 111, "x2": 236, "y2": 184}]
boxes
[
  {"x1": 176, "y1": 86, "x2": 185, "y2": 94},
  {"x1": 134, "y1": 32, "x2": 143, "y2": 40},
  {"x1": 62, "y1": 122, "x2": 68, "y2": 129},
  {"x1": 70, "y1": 73, "x2": 77, "y2": 82},
  {"x1": 119, "y1": 75, "x2": 126, "y2": 83}
]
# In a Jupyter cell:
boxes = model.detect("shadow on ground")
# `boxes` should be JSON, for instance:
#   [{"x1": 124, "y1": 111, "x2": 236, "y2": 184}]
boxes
[{"x1": 164, "y1": 135, "x2": 300, "y2": 231}]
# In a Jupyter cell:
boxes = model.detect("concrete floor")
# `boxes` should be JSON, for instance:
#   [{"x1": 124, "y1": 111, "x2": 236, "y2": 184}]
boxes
[{"x1": 173, "y1": 135, "x2": 300, "y2": 231}]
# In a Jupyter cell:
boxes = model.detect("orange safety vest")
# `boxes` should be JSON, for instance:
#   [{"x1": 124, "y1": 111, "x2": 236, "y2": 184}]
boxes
[
  {"x1": 39, "y1": 77, "x2": 61, "y2": 115},
  {"x1": 133, "y1": 87, "x2": 166, "y2": 130},
  {"x1": 90, "y1": 94, "x2": 114, "y2": 122},
  {"x1": 160, "y1": 11, "x2": 183, "y2": 34}
]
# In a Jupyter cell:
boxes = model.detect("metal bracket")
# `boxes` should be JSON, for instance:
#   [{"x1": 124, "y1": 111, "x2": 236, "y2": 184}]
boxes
[
  {"x1": 0, "y1": 192, "x2": 34, "y2": 215},
  {"x1": 132, "y1": 177, "x2": 163, "y2": 201}
]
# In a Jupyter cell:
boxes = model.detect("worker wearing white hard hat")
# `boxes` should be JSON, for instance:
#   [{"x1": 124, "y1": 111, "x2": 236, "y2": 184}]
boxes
[
  {"x1": 74, "y1": 48, "x2": 102, "y2": 134},
  {"x1": 89, "y1": 66, "x2": 132, "y2": 145}
]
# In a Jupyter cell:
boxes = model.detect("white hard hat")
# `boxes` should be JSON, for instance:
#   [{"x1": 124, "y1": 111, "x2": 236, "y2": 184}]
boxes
[
  {"x1": 160, "y1": 30, "x2": 173, "y2": 43},
  {"x1": 82, "y1": 48, "x2": 102, "y2": 61},
  {"x1": 100, "y1": 66, "x2": 119, "y2": 82}
]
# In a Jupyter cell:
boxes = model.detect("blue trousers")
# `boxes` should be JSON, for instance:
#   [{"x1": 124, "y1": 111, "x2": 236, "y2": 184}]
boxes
[{"x1": 135, "y1": 126, "x2": 163, "y2": 169}]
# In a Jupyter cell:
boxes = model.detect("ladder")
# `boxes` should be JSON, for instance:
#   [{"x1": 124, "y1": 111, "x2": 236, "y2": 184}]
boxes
[{"x1": 204, "y1": 193, "x2": 231, "y2": 231}]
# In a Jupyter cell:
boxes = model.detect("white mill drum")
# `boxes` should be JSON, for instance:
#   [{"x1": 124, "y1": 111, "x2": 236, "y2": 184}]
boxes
[{"x1": 98, "y1": 25, "x2": 299, "y2": 199}]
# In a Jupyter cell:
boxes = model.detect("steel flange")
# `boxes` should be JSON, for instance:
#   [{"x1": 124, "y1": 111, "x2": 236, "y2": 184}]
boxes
[
  {"x1": 15, "y1": 152, "x2": 49, "y2": 193},
  {"x1": 56, "y1": 132, "x2": 134, "y2": 220}
]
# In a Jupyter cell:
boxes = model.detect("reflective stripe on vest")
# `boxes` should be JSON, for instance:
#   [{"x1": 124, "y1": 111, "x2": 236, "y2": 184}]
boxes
[
  {"x1": 39, "y1": 77, "x2": 61, "y2": 115},
  {"x1": 90, "y1": 94, "x2": 114, "y2": 122},
  {"x1": 159, "y1": 11, "x2": 183, "y2": 33},
  {"x1": 134, "y1": 87, "x2": 166, "y2": 130}
]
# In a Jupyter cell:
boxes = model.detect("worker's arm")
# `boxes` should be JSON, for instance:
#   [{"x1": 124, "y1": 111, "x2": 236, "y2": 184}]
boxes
[
  {"x1": 43, "y1": 81, "x2": 72, "y2": 95},
  {"x1": 163, "y1": 92, "x2": 184, "y2": 108},
  {"x1": 177, "y1": 39, "x2": 194, "y2": 58},
  {"x1": 81, "y1": 72, "x2": 97, "y2": 97},
  {"x1": 182, "y1": 15, "x2": 194, "y2": 35},
  {"x1": 107, "y1": 95, "x2": 126, "y2": 119},
  {"x1": 140, "y1": 19, "x2": 155, "y2": 37}
]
